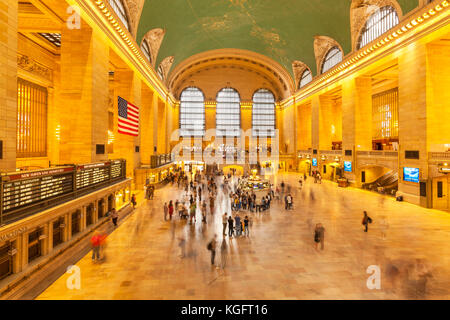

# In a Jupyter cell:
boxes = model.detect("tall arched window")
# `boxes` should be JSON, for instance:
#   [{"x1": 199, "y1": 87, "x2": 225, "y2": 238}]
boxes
[
  {"x1": 179, "y1": 87, "x2": 205, "y2": 137},
  {"x1": 141, "y1": 40, "x2": 151, "y2": 64},
  {"x1": 299, "y1": 69, "x2": 312, "y2": 89},
  {"x1": 109, "y1": 0, "x2": 129, "y2": 31},
  {"x1": 321, "y1": 47, "x2": 343, "y2": 74},
  {"x1": 252, "y1": 89, "x2": 276, "y2": 137},
  {"x1": 216, "y1": 88, "x2": 241, "y2": 137},
  {"x1": 357, "y1": 6, "x2": 399, "y2": 49}
]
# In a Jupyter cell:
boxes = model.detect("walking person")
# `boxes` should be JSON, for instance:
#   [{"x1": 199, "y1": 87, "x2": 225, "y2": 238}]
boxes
[
  {"x1": 244, "y1": 216, "x2": 250, "y2": 237},
  {"x1": 91, "y1": 231, "x2": 102, "y2": 262},
  {"x1": 234, "y1": 214, "x2": 241, "y2": 236},
  {"x1": 314, "y1": 223, "x2": 325, "y2": 251},
  {"x1": 131, "y1": 194, "x2": 137, "y2": 209},
  {"x1": 222, "y1": 212, "x2": 228, "y2": 235},
  {"x1": 207, "y1": 234, "x2": 218, "y2": 267},
  {"x1": 110, "y1": 208, "x2": 118, "y2": 227},
  {"x1": 220, "y1": 239, "x2": 228, "y2": 270},
  {"x1": 178, "y1": 237, "x2": 186, "y2": 258},
  {"x1": 228, "y1": 216, "x2": 234, "y2": 237},
  {"x1": 163, "y1": 202, "x2": 168, "y2": 221},
  {"x1": 168, "y1": 200, "x2": 174, "y2": 220},
  {"x1": 362, "y1": 211, "x2": 372, "y2": 232}
]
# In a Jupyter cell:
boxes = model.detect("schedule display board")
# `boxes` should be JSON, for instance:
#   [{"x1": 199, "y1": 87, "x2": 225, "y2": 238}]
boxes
[
  {"x1": 76, "y1": 162, "x2": 110, "y2": 190},
  {"x1": 110, "y1": 160, "x2": 124, "y2": 180},
  {"x1": 1, "y1": 167, "x2": 74, "y2": 214}
]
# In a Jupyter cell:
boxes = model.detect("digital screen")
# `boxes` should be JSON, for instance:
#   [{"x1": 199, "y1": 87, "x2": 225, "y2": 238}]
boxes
[
  {"x1": 344, "y1": 161, "x2": 352, "y2": 172},
  {"x1": 403, "y1": 167, "x2": 419, "y2": 183},
  {"x1": 312, "y1": 158, "x2": 318, "y2": 167}
]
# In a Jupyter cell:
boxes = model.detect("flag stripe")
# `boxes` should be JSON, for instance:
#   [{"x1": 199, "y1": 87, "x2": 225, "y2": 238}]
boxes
[{"x1": 120, "y1": 117, "x2": 139, "y2": 128}]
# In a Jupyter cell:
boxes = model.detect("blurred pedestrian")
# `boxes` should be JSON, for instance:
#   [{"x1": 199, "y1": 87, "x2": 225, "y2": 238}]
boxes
[
  {"x1": 163, "y1": 202, "x2": 168, "y2": 221},
  {"x1": 110, "y1": 208, "x2": 118, "y2": 227},
  {"x1": 314, "y1": 223, "x2": 325, "y2": 251},
  {"x1": 207, "y1": 234, "x2": 218, "y2": 267},
  {"x1": 362, "y1": 211, "x2": 372, "y2": 232}
]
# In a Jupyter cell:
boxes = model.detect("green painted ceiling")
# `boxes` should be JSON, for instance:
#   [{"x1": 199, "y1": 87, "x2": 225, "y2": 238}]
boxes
[{"x1": 137, "y1": 0, "x2": 418, "y2": 78}]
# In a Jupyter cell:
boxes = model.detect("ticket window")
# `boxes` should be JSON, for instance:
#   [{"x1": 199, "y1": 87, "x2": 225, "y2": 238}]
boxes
[
  {"x1": 71, "y1": 210, "x2": 81, "y2": 236},
  {"x1": 52, "y1": 217, "x2": 65, "y2": 248},
  {"x1": 86, "y1": 204, "x2": 94, "y2": 226},
  {"x1": 0, "y1": 242, "x2": 13, "y2": 280},
  {"x1": 98, "y1": 199, "x2": 105, "y2": 219},
  {"x1": 28, "y1": 229, "x2": 43, "y2": 263}
]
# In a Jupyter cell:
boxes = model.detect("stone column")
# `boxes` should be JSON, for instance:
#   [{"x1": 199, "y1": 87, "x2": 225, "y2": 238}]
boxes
[
  {"x1": 157, "y1": 98, "x2": 167, "y2": 153},
  {"x1": 58, "y1": 21, "x2": 109, "y2": 164},
  {"x1": 140, "y1": 86, "x2": 154, "y2": 165},
  {"x1": 311, "y1": 96, "x2": 320, "y2": 152},
  {"x1": 0, "y1": 1, "x2": 18, "y2": 171},
  {"x1": 342, "y1": 76, "x2": 373, "y2": 182},
  {"x1": 113, "y1": 69, "x2": 141, "y2": 184},
  {"x1": 397, "y1": 43, "x2": 428, "y2": 205},
  {"x1": 152, "y1": 92, "x2": 159, "y2": 155}
]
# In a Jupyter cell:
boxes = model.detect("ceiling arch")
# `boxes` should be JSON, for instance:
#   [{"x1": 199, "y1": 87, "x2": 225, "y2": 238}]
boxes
[
  {"x1": 136, "y1": 0, "x2": 419, "y2": 78},
  {"x1": 168, "y1": 49, "x2": 295, "y2": 101}
]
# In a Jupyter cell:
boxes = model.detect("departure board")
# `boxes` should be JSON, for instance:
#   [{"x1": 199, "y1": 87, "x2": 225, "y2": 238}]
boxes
[
  {"x1": 1, "y1": 167, "x2": 74, "y2": 213},
  {"x1": 110, "y1": 161, "x2": 124, "y2": 179},
  {"x1": 76, "y1": 162, "x2": 110, "y2": 190}
]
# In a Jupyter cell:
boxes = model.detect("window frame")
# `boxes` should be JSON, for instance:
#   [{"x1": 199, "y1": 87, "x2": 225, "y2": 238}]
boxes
[
  {"x1": 321, "y1": 47, "x2": 343, "y2": 74},
  {"x1": 141, "y1": 40, "x2": 151, "y2": 64},
  {"x1": 298, "y1": 68, "x2": 313, "y2": 89},
  {"x1": 108, "y1": 0, "x2": 130, "y2": 31},
  {"x1": 179, "y1": 87, "x2": 206, "y2": 138},
  {"x1": 216, "y1": 87, "x2": 241, "y2": 137},
  {"x1": 357, "y1": 6, "x2": 399, "y2": 50},
  {"x1": 252, "y1": 89, "x2": 276, "y2": 137}
]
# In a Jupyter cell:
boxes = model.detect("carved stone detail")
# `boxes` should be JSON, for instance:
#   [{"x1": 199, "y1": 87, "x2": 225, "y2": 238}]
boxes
[
  {"x1": 142, "y1": 28, "x2": 166, "y2": 67},
  {"x1": 292, "y1": 60, "x2": 310, "y2": 88},
  {"x1": 350, "y1": 0, "x2": 403, "y2": 51},
  {"x1": 313, "y1": 36, "x2": 343, "y2": 74},
  {"x1": 123, "y1": 0, "x2": 145, "y2": 38},
  {"x1": 158, "y1": 56, "x2": 175, "y2": 84},
  {"x1": 17, "y1": 53, "x2": 53, "y2": 81}
]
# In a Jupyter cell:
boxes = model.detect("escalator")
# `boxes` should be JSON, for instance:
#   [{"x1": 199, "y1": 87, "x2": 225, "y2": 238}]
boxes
[{"x1": 362, "y1": 170, "x2": 398, "y2": 196}]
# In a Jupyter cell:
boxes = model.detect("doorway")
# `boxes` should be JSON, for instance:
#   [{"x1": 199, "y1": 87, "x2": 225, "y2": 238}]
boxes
[{"x1": 433, "y1": 176, "x2": 449, "y2": 210}]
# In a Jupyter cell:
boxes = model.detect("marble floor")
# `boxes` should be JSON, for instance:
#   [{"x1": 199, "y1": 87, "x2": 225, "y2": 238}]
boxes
[{"x1": 37, "y1": 173, "x2": 450, "y2": 300}]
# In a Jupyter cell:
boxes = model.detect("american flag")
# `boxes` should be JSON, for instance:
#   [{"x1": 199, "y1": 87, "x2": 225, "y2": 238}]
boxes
[{"x1": 118, "y1": 96, "x2": 139, "y2": 136}]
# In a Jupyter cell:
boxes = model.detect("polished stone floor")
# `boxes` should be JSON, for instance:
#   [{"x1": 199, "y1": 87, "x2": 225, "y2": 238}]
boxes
[{"x1": 37, "y1": 173, "x2": 450, "y2": 300}]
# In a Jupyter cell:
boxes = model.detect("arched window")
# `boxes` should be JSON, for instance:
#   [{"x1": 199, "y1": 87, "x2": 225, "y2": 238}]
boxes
[
  {"x1": 321, "y1": 47, "x2": 343, "y2": 74},
  {"x1": 299, "y1": 69, "x2": 312, "y2": 89},
  {"x1": 357, "y1": 6, "x2": 399, "y2": 49},
  {"x1": 109, "y1": 0, "x2": 129, "y2": 31},
  {"x1": 141, "y1": 40, "x2": 151, "y2": 64},
  {"x1": 252, "y1": 89, "x2": 276, "y2": 137},
  {"x1": 179, "y1": 87, "x2": 205, "y2": 137},
  {"x1": 216, "y1": 88, "x2": 241, "y2": 137}
]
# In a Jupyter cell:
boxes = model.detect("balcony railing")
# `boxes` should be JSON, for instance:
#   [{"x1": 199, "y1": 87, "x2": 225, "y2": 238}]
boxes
[
  {"x1": 319, "y1": 150, "x2": 343, "y2": 156},
  {"x1": 429, "y1": 152, "x2": 450, "y2": 160},
  {"x1": 150, "y1": 153, "x2": 174, "y2": 169},
  {"x1": 357, "y1": 151, "x2": 398, "y2": 158}
]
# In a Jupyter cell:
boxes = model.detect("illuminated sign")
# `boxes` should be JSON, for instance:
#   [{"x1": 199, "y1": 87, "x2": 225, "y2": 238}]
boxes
[
  {"x1": 312, "y1": 158, "x2": 318, "y2": 167},
  {"x1": 344, "y1": 161, "x2": 352, "y2": 172},
  {"x1": 403, "y1": 167, "x2": 420, "y2": 183},
  {"x1": 439, "y1": 166, "x2": 450, "y2": 174}
]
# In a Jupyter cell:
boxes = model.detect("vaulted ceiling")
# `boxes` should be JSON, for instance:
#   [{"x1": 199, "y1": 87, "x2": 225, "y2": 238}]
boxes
[{"x1": 137, "y1": 0, "x2": 418, "y2": 81}]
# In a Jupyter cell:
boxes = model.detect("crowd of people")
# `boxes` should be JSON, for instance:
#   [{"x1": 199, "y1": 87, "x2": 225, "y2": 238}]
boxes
[{"x1": 86, "y1": 166, "x2": 436, "y2": 299}]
